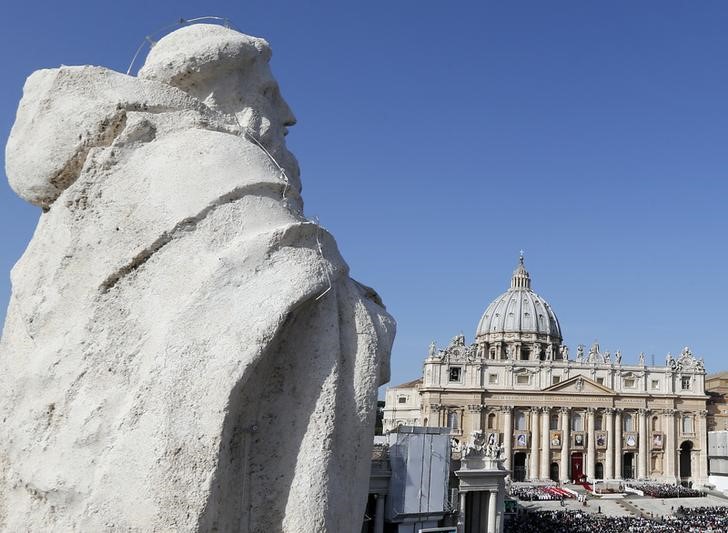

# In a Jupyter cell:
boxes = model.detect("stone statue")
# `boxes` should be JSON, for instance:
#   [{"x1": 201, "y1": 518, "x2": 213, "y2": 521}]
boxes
[
  {"x1": 428, "y1": 340, "x2": 437, "y2": 357},
  {"x1": 588, "y1": 342, "x2": 599, "y2": 363},
  {"x1": 639, "y1": 352, "x2": 646, "y2": 365},
  {"x1": 506, "y1": 344, "x2": 514, "y2": 360},
  {"x1": 560, "y1": 344, "x2": 569, "y2": 360},
  {"x1": 666, "y1": 352, "x2": 674, "y2": 368},
  {"x1": 615, "y1": 350, "x2": 622, "y2": 365},
  {"x1": 0, "y1": 24, "x2": 394, "y2": 532},
  {"x1": 545, "y1": 344, "x2": 553, "y2": 360},
  {"x1": 603, "y1": 351, "x2": 611, "y2": 364},
  {"x1": 576, "y1": 344, "x2": 584, "y2": 362}
]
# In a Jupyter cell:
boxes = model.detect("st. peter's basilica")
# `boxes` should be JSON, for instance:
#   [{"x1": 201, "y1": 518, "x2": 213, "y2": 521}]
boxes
[{"x1": 383, "y1": 256, "x2": 709, "y2": 486}]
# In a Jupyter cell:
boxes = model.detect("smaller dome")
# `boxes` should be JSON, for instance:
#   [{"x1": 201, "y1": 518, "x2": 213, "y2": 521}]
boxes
[{"x1": 475, "y1": 256, "x2": 562, "y2": 341}]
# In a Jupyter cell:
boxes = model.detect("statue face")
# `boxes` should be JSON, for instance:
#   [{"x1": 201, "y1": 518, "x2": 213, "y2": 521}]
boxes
[{"x1": 208, "y1": 58, "x2": 297, "y2": 153}]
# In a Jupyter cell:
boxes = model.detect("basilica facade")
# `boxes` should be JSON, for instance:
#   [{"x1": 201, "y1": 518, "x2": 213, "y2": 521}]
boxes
[{"x1": 383, "y1": 257, "x2": 709, "y2": 486}]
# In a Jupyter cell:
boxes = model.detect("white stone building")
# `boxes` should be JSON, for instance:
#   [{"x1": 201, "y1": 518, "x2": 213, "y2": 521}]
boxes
[{"x1": 384, "y1": 257, "x2": 709, "y2": 486}]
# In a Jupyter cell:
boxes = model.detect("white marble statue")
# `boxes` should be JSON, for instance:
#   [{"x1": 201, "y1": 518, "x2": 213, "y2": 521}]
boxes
[{"x1": 0, "y1": 24, "x2": 394, "y2": 532}]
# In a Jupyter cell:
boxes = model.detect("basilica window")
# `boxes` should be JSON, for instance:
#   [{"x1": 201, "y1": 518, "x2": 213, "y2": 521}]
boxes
[
  {"x1": 681, "y1": 377, "x2": 691, "y2": 391},
  {"x1": 487, "y1": 413, "x2": 496, "y2": 429},
  {"x1": 624, "y1": 378, "x2": 636, "y2": 389},
  {"x1": 652, "y1": 380, "x2": 660, "y2": 390},
  {"x1": 550, "y1": 414, "x2": 559, "y2": 430},
  {"x1": 594, "y1": 414, "x2": 603, "y2": 431},
  {"x1": 398, "y1": 396, "x2": 407, "y2": 404},
  {"x1": 516, "y1": 374, "x2": 530, "y2": 385},
  {"x1": 682, "y1": 415, "x2": 693, "y2": 434},
  {"x1": 449, "y1": 367, "x2": 462, "y2": 382},
  {"x1": 488, "y1": 374, "x2": 498, "y2": 384},
  {"x1": 596, "y1": 377, "x2": 605, "y2": 385},
  {"x1": 448, "y1": 410, "x2": 460, "y2": 431},
  {"x1": 515, "y1": 410, "x2": 527, "y2": 430},
  {"x1": 571, "y1": 413, "x2": 583, "y2": 431},
  {"x1": 623, "y1": 413, "x2": 634, "y2": 432},
  {"x1": 652, "y1": 416, "x2": 660, "y2": 432},
  {"x1": 552, "y1": 376, "x2": 561, "y2": 385}
]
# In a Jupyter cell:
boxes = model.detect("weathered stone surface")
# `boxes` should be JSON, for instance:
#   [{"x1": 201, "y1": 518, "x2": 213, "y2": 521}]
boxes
[{"x1": 0, "y1": 24, "x2": 394, "y2": 532}]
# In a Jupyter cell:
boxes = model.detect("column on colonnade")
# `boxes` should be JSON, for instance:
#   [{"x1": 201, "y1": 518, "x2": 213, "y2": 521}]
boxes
[
  {"x1": 540, "y1": 406, "x2": 550, "y2": 480},
  {"x1": 502, "y1": 406, "x2": 513, "y2": 471},
  {"x1": 614, "y1": 409, "x2": 623, "y2": 478},
  {"x1": 698, "y1": 409, "x2": 708, "y2": 483},
  {"x1": 586, "y1": 407, "x2": 596, "y2": 480},
  {"x1": 530, "y1": 406, "x2": 540, "y2": 480},
  {"x1": 664, "y1": 409, "x2": 677, "y2": 481},
  {"x1": 560, "y1": 407, "x2": 570, "y2": 482},
  {"x1": 605, "y1": 408, "x2": 614, "y2": 479},
  {"x1": 638, "y1": 408, "x2": 648, "y2": 479}
]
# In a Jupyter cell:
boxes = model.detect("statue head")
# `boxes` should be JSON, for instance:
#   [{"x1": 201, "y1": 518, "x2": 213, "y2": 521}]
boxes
[{"x1": 139, "y1": 24, "x2": 299, "y2": 180}]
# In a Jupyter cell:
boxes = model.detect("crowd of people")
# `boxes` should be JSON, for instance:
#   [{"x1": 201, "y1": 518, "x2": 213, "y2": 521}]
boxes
[
  {"x1": 510, "y1": 484, "x2": 574, "y2": 501},
  {"x1": 629, "y1": 481, "x2": 705, "y2": 498},
  {"x1": 504, "y1": 507, "x2": 728, "y2": 532}
]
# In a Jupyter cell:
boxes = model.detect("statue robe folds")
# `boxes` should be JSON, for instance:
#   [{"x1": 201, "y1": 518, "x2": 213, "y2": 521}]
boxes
[{"x1": 0, "y1": 61, "x2": 393, "y2": 531}]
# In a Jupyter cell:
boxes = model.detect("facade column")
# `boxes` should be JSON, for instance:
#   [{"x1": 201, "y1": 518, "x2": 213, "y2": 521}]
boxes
[
  {"x1": 468, "y1": 404, "x2": 483, "y2": 435},
  {"x1": 530, "y1": 407, "x2": 540, "y2": 481},
  {"x1": 614, "y1": 409, "x2": 623, "y2": 478},
  {"x1": 605, "y1": 408, "x2": 614, "y2": 479},
  {"x1": 487, "y1": 490, "x2": 497, "y2": 533},
  {"x1": 664, "y1": 409, "x2": 677, "y2": 481},
  {"x1": 638, "y1": 408, "x2": 648, "y2": 479},
  {"x1": 698, "y1": 409, "x2": 708, "y2": 483},
  {"x1": 457, "y1": 491, "x2": 466, "y2": 533},
  {"x1": 560, "y1": 407, "x2": 570, "y2": 482},
  {"x1": 503, "y1": 406, "x2": 513, "y2": 472},
  {"x1": 540, "y1": 406, "x2": 550, "y2": 480},
  {"x1": 586, "y1": 407, "x2": 596, "y2": 480},
  {"x1": 374, "y1": 494, "x2": 385, "y2": 533}
]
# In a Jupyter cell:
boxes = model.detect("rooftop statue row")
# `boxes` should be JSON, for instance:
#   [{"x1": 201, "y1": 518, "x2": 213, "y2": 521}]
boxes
[{"x1": 428, "y1": 336, "x2": 704, "y2": 372}]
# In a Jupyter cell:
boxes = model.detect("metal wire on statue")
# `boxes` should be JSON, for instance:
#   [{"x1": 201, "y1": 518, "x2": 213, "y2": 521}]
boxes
[{"x1": 126, "y1": 16, "x2": 239, "y2": 75}]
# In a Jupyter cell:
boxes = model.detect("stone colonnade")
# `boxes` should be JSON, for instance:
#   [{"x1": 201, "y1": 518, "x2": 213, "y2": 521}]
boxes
[{"x1": 493, "y1": 405, "x2": 703, "y2": 483}]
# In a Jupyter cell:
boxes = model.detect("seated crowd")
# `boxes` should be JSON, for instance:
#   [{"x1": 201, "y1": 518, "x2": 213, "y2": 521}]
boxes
[
  {"x1": 504, "y1": 507, "x2": 728, "y2": 533},
  {"x1": 629, "y1": 481, "x2": 705, "y2": 498},
  {"x1": 510, "y1": 485, "x2": 573, "y2": 501}
]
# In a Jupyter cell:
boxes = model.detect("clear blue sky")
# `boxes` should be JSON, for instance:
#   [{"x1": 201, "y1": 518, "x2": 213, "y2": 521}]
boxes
[{"x1": 1, "y1": 1, "x2": 727, "y2": 391}]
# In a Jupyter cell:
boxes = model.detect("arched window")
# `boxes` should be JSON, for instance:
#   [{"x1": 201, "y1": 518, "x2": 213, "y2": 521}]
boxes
[
  {"x1": 594, "y1": 413, "x2": 603, "y2": 431},
  {"x1": 623, "y1": 413, "x2": 634, "y2": 432},
  {"x1": 550, "y1": 414, "x2": 560, "y2": 430},
  {"x1": 652, "y1": 416, "x2": 660, "y2": 432},
  {"x1": 487, "y1": 412, "x2": 497, "y2": 429},
  {"x1": 682, "y1": 415, "x2": 694, "y2": 433},
  {"x1": 571, "y1": 413, "x2": 583, "y2": 431},
  {"x1": 515, "y1": 410, "x2": 526, "y2": 430}
]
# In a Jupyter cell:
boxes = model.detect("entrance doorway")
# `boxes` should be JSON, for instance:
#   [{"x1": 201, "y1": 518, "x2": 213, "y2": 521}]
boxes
[
  {"x1": 550, "y1": 462, "x2": 559, "y2": 482},
  {"x1": 680, "y1": 441, "x2": 693, "y2": 479},
  {"x1": 570, "y1": 452, "x2": 584, "y2": 481},
  {"x1": 623, "y1": 452, "x2": 634, "y2": 479},
  {"x1": 595, "y1": 462, "x2": 604, "y2": 480},
  {"x1": 513, "y1": 452, "x2": 527, "y2": 482}
]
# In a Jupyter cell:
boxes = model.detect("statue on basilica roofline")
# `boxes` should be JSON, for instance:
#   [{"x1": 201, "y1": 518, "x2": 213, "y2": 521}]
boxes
[
  {"x1": 545, "y1": 344, "x2": 554, "y2": 361},
  {"x1": 428, "y1": 340, "x2": 437, "y2": 358},
  {"x1": 588, "y1": 342, "x2": 599, "y2": 363},
  {"x1": 576, "y1": 344, "x2": 585, "y2": 362},
  {"x1": 560, "y1": 344, "x2": 569, "y2": 360},
  {"x1": 603, "y1": 351, "x2": 611, "y2": 364},
  {"x1": 639, "y1": 352, "x2": 646, "y2": 366}
]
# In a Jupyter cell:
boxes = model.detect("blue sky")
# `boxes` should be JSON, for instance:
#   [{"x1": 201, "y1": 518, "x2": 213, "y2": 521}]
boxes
[{"x1": 1, "y1": 1, "x2": 727, "y2": 390}]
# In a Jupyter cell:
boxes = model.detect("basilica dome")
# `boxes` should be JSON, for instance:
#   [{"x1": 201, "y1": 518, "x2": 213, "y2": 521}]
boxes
[{"x1": 475, "y1": 256, "x2": 562, "y2": 360}]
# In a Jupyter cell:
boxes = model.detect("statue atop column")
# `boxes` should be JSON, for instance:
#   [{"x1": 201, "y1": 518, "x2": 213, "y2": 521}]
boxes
[{"x1": 0, "y1": 24, "x2": 394, "y2": 532}]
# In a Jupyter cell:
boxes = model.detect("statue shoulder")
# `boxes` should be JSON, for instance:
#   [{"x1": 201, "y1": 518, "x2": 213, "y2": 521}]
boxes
[{"x1": 6, "y1": 65, "x2": 205, "y2": 208}]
